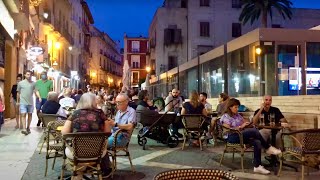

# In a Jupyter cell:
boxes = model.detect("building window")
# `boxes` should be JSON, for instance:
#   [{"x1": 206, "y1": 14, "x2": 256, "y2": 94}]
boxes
[
  {"x1": 232, "y1": 0, "x2": 241, "y2": 8},
  {"x1": 232, "y1": 23, "x2": 242, "y2": 37},
  {"x1": 181, "y1": 0, "x2": 187, "y2": 8},
  {"x1": 131, "y1": 55, "x2": 140, "y2": 68},
  {"x1": 200, "y1": 22, "x2": 210, "y2": 37},
  {"x1": 164, "y1": 28, "x2": 182, "y2": 45},
  {"x1": 168, "y1": 56, "x2": 178, "y2": 70},
  {"x1": 132, "y1": 71, "x2": 139, "y2": 84},
  {"x1": 131, "y1": 41, "x2": 140, "y2": 53},
  {"x1": 200, "y1": 0, "x2": 210, "y2": 7}
]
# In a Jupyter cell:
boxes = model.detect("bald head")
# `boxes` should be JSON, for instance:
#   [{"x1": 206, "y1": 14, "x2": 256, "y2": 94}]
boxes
[
  {"x1": 263, "y1": 95, "x2": 272, "y2": 108},
  {"x1": 116, "y1": 93, "x2": 129, "y2": 111}
]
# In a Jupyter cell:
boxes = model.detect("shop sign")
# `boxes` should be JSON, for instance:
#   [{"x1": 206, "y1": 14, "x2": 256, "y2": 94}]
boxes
[{"x1": 0, "y1": 1, "x2": 15, "y2": 39}]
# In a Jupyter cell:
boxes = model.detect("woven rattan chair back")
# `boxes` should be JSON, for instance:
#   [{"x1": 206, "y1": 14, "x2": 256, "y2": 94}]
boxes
[
  {"x1": 39, "y1": 113, "x2": 66, "y2": 127},
  {"x1": 181, "y1": 114, "x2": 204, "y2": 129},
  {"x1": 302, "y1": 129, "x2": 320, "y2": 153},
  {"x1": 154, "y1": 169, "x2": 239, "y2": 180},
  {"x1": 70, "y1": 133, "x2": 107, "y2": 160}
]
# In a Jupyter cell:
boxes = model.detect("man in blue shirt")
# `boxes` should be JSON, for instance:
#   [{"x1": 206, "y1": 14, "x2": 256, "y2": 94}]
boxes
[{"x1": 108, "y1": 93, "x2": 136, "y2": 147}]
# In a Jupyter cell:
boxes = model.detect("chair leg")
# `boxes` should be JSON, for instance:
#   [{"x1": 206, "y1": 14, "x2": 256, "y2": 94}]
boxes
[
  {"x1": 232, "y1": 148, "x2": 235, "y2": 162},
  {"x1": 219, "y1": 146, "x2": 226, "y2": 167},
  {"x1": 240, "y1": 150, "x2": 244, "y2": 172},
  {"x1": 277, "y1": 154, "x2": 283, "y2": 177},
  {"x1": 182, "y1": 133, "x2": 186, "y2": 150},
  {"x1": 52, "y1": 152, "x2": 57, "y2": 170},
  {"x1": 127, "y1": 152, "x2": 135, "y2": 173},
  {"x1": 97, "y1": 164, "x2": 102, "y2": 180},
  {"x1": 302, "y1": 156, "x2": 305, "y2": 180},
  {"x1": 199, "y1": 137, "x2": 203, "y2": 151},
  {"x1": 39, "y1": 136, "x2": 46, "y2": 154}
]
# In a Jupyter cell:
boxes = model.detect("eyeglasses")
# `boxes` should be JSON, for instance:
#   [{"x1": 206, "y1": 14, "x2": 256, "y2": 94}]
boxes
[{"x1": 115, "y1": 100, "x2": 126, "y2": 105}]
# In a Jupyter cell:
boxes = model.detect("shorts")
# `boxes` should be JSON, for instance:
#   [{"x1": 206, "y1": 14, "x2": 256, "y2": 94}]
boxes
[
  {"x1": 36, "y1": 98, "x2": 47, "y2": 110},
  {"x1": 20, "y1": 104, "x2": 34, "y2": 114}
]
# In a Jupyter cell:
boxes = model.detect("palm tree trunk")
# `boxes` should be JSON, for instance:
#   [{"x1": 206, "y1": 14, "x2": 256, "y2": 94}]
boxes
[{"x1": 262, "y1": 10, "x2": 268, "y2": 28}]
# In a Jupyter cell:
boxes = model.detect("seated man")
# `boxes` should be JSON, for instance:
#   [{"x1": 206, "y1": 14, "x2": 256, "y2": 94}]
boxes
[
  {"x1": 41, "y1": 91, "x2": 67, "y2": 118},
  {"x1": 108, "y1": 93, "x2": 136, "y2": 147},
  {"x1": 136, "y1": 90, "x2": 159, "y2": 126},
  {"x1": 253, "y1": 95, "x2": 289, "y2": 148}
]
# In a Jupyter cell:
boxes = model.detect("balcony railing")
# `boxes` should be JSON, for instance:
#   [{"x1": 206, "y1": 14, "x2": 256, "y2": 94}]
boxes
[{"x1": 62, "y1": 27, "x2": 74, "y2": 45}]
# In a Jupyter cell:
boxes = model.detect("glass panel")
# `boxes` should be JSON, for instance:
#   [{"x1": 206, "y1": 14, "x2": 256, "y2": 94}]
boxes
[
  {"x1": 200, "y1": 56, "x2": 224, "y2": 98},
  {"x1": 187, "y1": 67, "x2": 198, "y2": 95},
  {"x1": 278, "y1": 45, "x2": 301, "y2": 96},
  {"x1": 306, "y1": 42, "x2": 320, "y2": 95}
]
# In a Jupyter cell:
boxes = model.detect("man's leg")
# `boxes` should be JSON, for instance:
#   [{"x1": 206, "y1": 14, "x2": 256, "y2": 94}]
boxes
[
  {"x1": 14, "y1": 102, "x2": 20, "y2": 129},
  {"x1": 26, "y1": 112, "x2": 32, "y2": 132},
  {"x1": 259, "y1": 129, "x2": 271, "y2": 142},
  {"x1": 36, "y1": 98, "x2": 41, "y2": 126}
]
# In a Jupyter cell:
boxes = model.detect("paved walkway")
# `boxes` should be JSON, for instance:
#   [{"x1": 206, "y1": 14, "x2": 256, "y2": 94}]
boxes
[
  {"x1": 1, "y1": 117, "x2": 320, "y2": 180},
  {"x1": 0, "y1": 117, "x2": 43, "y2": 180}
]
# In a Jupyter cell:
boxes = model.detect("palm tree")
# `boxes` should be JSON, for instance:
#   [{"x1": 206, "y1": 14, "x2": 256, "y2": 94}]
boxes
[{"x1": 239, "y1": 0, "x2": 293, "y2": 28}]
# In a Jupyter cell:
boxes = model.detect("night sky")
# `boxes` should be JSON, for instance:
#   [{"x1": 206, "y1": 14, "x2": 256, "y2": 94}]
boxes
[{"x1": 86, "y1": 0, "x2": 320, "y2": 47}]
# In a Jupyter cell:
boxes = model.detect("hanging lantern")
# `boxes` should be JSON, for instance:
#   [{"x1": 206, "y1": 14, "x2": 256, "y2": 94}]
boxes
[{"x1": 29, "y1": 0, "x2": 43, "y2": 6}]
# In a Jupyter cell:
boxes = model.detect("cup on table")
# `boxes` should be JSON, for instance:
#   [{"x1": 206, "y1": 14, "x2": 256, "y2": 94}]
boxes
[{"x1": 270, "y1": 113, "x2": 275, "y2": 126}]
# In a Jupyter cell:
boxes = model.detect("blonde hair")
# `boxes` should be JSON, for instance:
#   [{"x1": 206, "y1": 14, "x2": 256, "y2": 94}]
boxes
[
  {"x1": 189, "y1": 90, "x2": 200, "y2": 108},
  {"x1": 76, "y1": 93, "x2": 97, "y2": 110},
  {"x1": 47, "y1": 91, "x2": 58, "y2": 101}
]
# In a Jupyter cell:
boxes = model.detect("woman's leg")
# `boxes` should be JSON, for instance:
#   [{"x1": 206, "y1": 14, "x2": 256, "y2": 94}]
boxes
[{"x1": 242, "y1": 128, "x2": 270, "y2": 149}]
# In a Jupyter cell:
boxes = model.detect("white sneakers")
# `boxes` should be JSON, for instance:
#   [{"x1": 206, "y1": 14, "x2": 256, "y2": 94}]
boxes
[
  {"x1": 266, "y1": 146, "x2": 282, "y2": 155},
  {"x1": 254, "y1": 165, "x2": 270, "y2": 174}
]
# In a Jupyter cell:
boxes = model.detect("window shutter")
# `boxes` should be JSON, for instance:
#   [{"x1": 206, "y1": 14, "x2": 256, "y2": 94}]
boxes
[
  {"x1": 164, "y1": 28, "x2": 170, "y2": 45},
  {"x1": 174, "y1": 29, "x2": 182, "y2": 44}
]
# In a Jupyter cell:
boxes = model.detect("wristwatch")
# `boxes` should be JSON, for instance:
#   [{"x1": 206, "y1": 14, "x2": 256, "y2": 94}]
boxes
[{"x1": 115, "y1": 123, "x2": 118, "y2": 127}]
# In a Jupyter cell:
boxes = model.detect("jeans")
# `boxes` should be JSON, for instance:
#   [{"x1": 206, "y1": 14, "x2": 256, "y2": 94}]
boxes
[
  {"x1": 108, "y1": 132, "x2": 129, "y2": 147},
  {"x1": 227, "y1": 128, "x2": 270, "y2": 167}
]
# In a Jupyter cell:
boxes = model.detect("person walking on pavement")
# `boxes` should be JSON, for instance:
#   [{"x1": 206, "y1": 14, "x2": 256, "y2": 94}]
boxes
[
  {"x1": 0, "y1": 86, "x2": 5, "y2": 132},
  {"x1": 35, "y1": 71, "x2": 53, "y2": 126},
  {"x1": 17, "y1": 70, "x2": 41, "y2": 135},
  {"x1": 10, "y1": 74, "x2": 23, "y2": 129}
]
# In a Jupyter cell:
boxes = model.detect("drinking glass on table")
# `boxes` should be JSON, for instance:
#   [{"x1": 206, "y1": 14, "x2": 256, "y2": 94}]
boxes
[
  {"x1": 259, "y1": 114, "x2": 265, "y2": 126},
  {"x1": 270, "y1": 113, "x2": 275, "y2": 126}
]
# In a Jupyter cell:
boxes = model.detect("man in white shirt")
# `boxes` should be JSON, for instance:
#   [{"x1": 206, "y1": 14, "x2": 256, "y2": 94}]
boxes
[
  {"x1": 165, "y1": 88, "x2": 182, "y2": 112},
  {"x1": 59, "y1": 88, "x2": 76, "y2": 108}
]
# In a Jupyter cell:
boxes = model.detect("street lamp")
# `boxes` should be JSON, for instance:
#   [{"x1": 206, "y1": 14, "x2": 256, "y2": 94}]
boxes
[
  {"x1": 255, "y1": 46, "x2": 264, "y2": 96},
  {"x1": 255, "y1": 47, "x2": 262, "y2": 55},
  {"x1": 146, "y1": 66, "x2": 151, "y2": 73}
]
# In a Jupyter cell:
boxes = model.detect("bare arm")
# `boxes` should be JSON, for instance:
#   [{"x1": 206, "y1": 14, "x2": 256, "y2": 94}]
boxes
[
  {"x1": 253, "y1": 103, "x2": 265, "y2": 125},
  {"x1": 181, "y1": 107, "x2": 186, "y2": 115},
  {"x1": 61, "y1": 120, "x2": 72, "y2": 135},
  {"x1": 0, "y1": 88, "x2": 4, "y2": 110}
]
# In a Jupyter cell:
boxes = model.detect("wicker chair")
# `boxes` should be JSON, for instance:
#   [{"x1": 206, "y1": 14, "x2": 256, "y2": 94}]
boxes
[
  {"x1": 38, "y1": 113, "x2": 67, "y2": 154},
  {"x1": 60, "y1": 132, "x2": 111, "y2": 180},
  {"x1": 153, "y1": 169, "x2": 239, "y2": 180},
  {"x1": 181, "y1": 114, "x2": 206, "y2": 151},
  {"x1": 44, "y1": 120, "x2": 66, "y2": 176},
  {"x1": 107, "y1": 129, "x2": 135, "y2": 177},
  {"x1": 278, "y1": 129, "x2": 320, "y2": 180},
  {"x1": 219, "y1": 124, "x2": 253, "y2": 172}
]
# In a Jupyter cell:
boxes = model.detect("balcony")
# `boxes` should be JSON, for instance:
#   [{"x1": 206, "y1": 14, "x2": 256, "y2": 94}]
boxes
[
  {"x1": 54, "y1": 20, "x2": 61, "y2": 34},
  {"x1": 62, "y1": 28, "x2": 74, "y2": 45},
  {"x1": 131, "y1": 48, "x2": 140, "y2": 53}
]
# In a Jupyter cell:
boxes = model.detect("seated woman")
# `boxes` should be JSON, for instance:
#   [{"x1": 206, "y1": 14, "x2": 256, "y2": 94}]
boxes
[
  {"x1": 216, "y1": 92, "x2": 229, "y2": 116},
  {"x1": 220, "y1": 98, "x2": 281, "y2": 175},
  {"x1": 41, "y1": 91, "x2": 67, "y2": 118},
  {"x1": 96, "y1": 94, "x2": 109, "y2": 116},
  {"x1": 61, "y1": 93, "x2": 113, "y2": 177},
  {"x1": 181, "y1": 90, "x2": 208, "y2": 145}
]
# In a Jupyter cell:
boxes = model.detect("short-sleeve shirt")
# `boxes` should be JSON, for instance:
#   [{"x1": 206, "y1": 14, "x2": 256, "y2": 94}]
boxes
[
  {"x1": 165, "y1": 95, "x2": 182, "y2": 112},
  {"x1": 182, "y1": 102, "x2": 204, "y2": 114},
  {"x1": 17, "y1": 79, "x2": 36, "y2": 105},
  {"x1": 220, "y1": 113, "x2": 244, "y2": 128},
  {"x1": 69, "y1": 109, "x2": 106, "y2": 132},
  {"x1": 59, "y1": 97, "x2": 76, "y2": 108},
  {"x1": 112, "y1": 106, "x2": 136, "y2": 134},
  {"x1": 254, "y1": 106, "x2": 284, "y2": 124},
  {"x1": 36, "y1": 80, "x2": 53, "y2": 99}
]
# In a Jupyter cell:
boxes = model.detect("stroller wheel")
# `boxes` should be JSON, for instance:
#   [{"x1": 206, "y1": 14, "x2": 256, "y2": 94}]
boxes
[
  {"x1": 167, "y1": 135, "x2": 179, "y2": 148},
  {"x1": 142, "y1": 138, "x2": 147, "y2": 150},
  {"x1": 138, "y1": 135, "x2": 146, "y2": 146}
]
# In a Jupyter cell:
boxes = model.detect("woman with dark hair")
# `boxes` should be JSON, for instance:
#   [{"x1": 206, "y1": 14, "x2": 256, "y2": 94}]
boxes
[{"x1": 220, "y1": 98, "x2": 281, "y2": 174}]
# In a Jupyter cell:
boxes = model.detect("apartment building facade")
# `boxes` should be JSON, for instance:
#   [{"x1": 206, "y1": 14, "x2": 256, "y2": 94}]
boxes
[
  {"x1": 124, "y1": 35, "x2": 149, "y2": 88},
  {"x1": 90, "y1": 26, "x2": 122, "y2": 89},
  {"x1": 148, "y1": 0, "x2": 320, "y2": 97}
]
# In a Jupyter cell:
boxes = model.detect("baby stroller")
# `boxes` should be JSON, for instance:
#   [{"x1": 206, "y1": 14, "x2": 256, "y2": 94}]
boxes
[{"x1": 136, "y1": 108, "x2": 180, "y2": 150}]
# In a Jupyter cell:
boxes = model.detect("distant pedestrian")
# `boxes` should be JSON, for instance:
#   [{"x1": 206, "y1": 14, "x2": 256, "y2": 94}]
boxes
[
  {"x1": 17, "y1": 70, "x2": 41, "y2": 135},
  {"x1": 10, "y1": 74, "x2": 23, "y2": 129},
  {"x1": 35, "y1": 71, "x2": 53, "y2": 126}
]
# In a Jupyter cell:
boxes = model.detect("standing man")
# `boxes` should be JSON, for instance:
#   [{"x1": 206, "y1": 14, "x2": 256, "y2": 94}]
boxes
[
  {"x1": 165, "y1": 88, "x2": 182, "y2": 112},
  {"x1": 35, "y1": 71, "x2": 53, "y2": 126},
  {"x1": 253, "y1": 95, "x2": 289, "y2": 147},
  {"x1": 17, "y1": 70, "x2": 41, "y2": 135}
]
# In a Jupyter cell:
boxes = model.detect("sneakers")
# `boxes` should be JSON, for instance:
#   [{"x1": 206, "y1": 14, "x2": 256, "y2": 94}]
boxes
[
  {"x1": 266, "y1": 146, "x2": 281, "y2": 155},
  {"x1": 254, "y1": 165, "x2": 270, "y2": 174}
]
